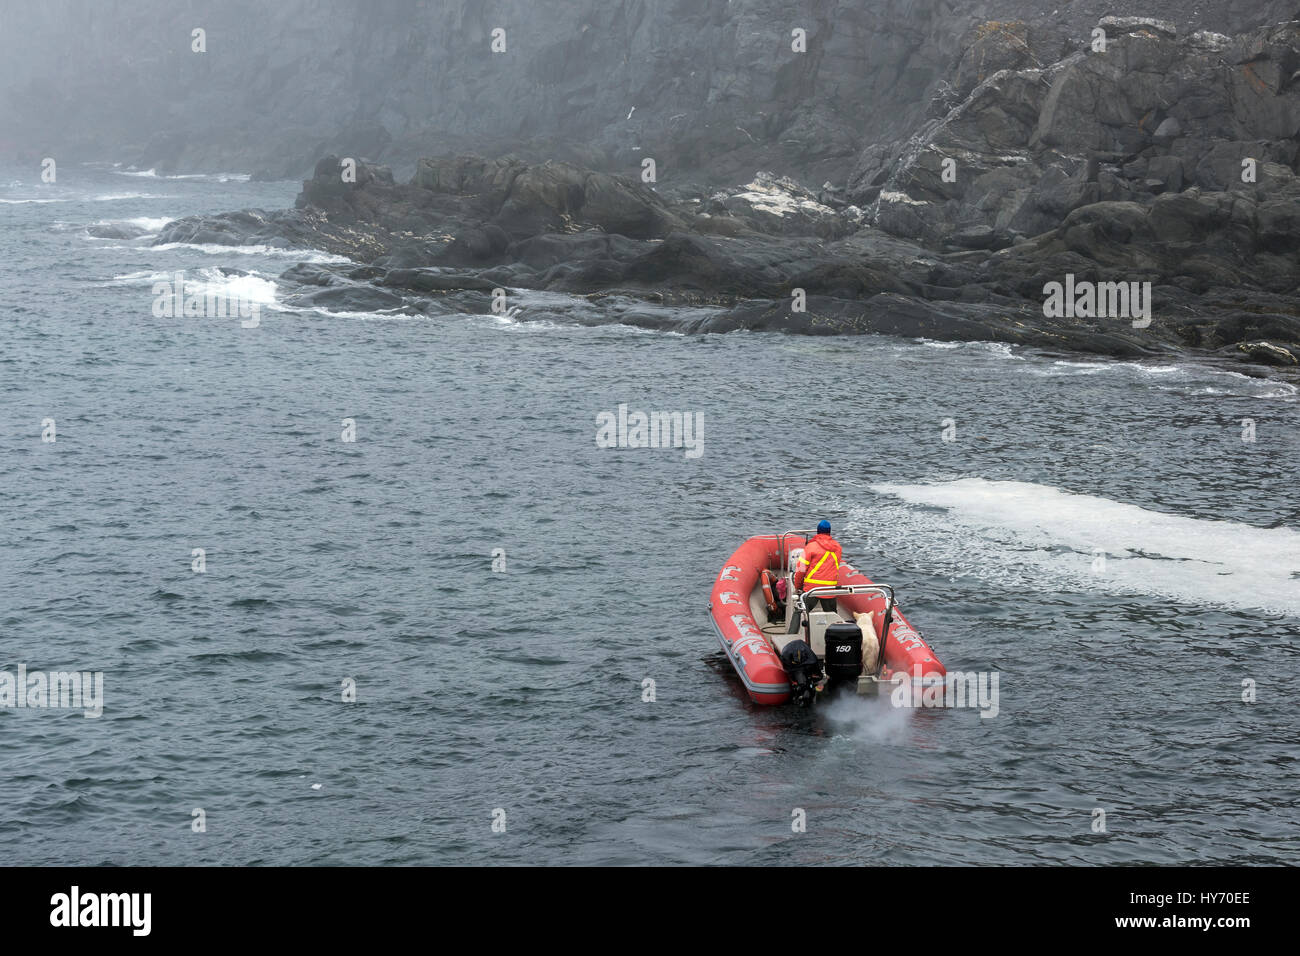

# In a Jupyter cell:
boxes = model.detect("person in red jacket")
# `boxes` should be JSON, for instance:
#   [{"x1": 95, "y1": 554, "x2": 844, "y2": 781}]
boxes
[{"x1": 795, "y1": 520, "x2": 842, "y2": 612}]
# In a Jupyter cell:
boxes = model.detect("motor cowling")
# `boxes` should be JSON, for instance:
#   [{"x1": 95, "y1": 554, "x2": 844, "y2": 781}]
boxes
[
  {"x1": 823, "y1": 622, "x2": 864, "y2": 682},
  {"x1": 779, "y1": 639, "x2": 822, "y2": 707}
]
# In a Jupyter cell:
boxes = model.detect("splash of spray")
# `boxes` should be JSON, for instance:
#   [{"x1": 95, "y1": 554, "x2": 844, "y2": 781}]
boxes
[{"x1": 820, "y1": 692, "x2": 913, "y2": 744}]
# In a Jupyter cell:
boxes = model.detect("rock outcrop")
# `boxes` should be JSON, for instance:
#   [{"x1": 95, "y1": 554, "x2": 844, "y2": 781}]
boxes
[
  {"x1": 155, "y1": 135, "x2": 1300, "y2": 369},
  {"x1": 853, "y1": 19, "x2": 1300, "y2": 268}
]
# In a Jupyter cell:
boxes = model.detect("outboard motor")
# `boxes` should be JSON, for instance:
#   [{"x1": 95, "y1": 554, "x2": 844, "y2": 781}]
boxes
[
  {"x1": 780, "y1": 639, "x2": 823, "y2": 708},
  {"x1": 823, "y1": 622, "x2": 864, "y2": 683}
]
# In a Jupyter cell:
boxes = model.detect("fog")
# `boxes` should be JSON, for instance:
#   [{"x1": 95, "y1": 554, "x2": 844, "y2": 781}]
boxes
[{"x1": 5, "y1": 0, "x2": 1293, "y2": 182}]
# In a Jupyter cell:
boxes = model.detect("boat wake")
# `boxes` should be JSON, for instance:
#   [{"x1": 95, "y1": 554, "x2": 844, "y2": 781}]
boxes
[
  {"x1": 820, "y1": 692, "x2": 914, "y2": 744},
  {"x1": 855, "y1": 478, "x2": 1300, "y2": 618}
]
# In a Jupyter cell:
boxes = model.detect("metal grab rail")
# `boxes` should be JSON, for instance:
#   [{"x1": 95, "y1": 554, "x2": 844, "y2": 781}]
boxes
[
  {"x1": 795, "y1": 584, "x2": 894, "y2": 615},
  {"x1": 777, "y1": 529, "x2": 817, "y2": 571}
]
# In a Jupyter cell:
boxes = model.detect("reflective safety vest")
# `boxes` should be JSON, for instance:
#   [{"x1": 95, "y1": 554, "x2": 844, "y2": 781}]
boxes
[{"x1": 796, "y1": 534, "x2": 842, "y2": 591}]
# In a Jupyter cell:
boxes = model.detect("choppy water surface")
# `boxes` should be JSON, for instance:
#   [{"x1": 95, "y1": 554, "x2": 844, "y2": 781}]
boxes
[{"x1": 2, "y1": 167, "x2": 1297, "y2": 865}]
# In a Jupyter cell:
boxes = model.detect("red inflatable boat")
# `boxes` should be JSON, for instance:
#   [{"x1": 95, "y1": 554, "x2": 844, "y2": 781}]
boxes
[{"x1": 708, "y1": 531, "x2": 945, "y2": 705}]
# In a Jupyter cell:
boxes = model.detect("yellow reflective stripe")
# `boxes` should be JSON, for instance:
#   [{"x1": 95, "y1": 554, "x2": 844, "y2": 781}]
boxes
[{"x1": 804, "y1": 550, "x2": 839, "y2": 585}]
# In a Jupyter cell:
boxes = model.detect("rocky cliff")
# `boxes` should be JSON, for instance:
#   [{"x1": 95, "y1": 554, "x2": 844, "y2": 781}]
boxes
[
  {"x1": 4, "y1": 0, "x2": 1297, "y2": 185},
  {"x1": 7, "y1": 1, "x2": 1300, "y2": 366}
]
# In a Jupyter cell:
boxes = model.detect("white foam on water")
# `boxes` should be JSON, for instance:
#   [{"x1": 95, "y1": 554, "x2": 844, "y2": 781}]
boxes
[
  {"x1": 172, "y1": 172, "x2": 252, "y2": 182},
  {"x1": 1145, "y1": 384, "x2": 1237, "y2": 396},
  {"x1": 913, "y1": 339, "x2": 1024, "y2": 360},
  {"x1": 106, "y1": 266, "x2": 273, "y2": 289},
  {"x1": 109, "y1": 267, "x2": 279, "y2": 312},
  {"x1": 104, "y1": 269, "x2": 174, "y2": 286},
  {"x1": 145, "y1": 242, "x2": 350, "y2": 263},
  {"x1": 461, "y1": 287, "x2": 697, "y2": 335},
  {"x1": 1023, "y1": 360, "x2": 1109, "y2": 376},
  {"x1": 114, "y1": 169, "x2": 251, "y2": 182},
  {"x1": 473, "y1": 310, "x2": 688, "y2": 336},
  {"x1": 1258, "y1": 386, "x2": 1299, "y2": 400},
  {"x1": 82, "y1": 216, "x2": 175, "y2": 237},
  {"x1": 471, "y1": 311, "x2": 565, "y2": 332},
  {"x1": 859, "y1": 478, "x2": 1300, "y2": 617},
  {"x1": 288, "y1": 306, "x2": 418, "y2": 321},
  {"x1": 122, "y1": 216, "x2": 174, "y2": 232},
  {"x1": 1016, "y1": 355, "x2": 1298, "y2": 400},
  {"x1": 3, "y1": 187, "x2": 175, "y2": 203},
  {"x1": 608, "y1": 322, "x2": 686, "y2": 336},
  {"x1": 980, "y1": 341, "x2": 1023, "y2": 360},
  {"x1": 182, "y1": 271, "x2": 279, "y2": 309},
  {"x1": 0, "y1": 192, "x2": 173, "y2": 204},
  {"x1": 90, "y1": 192, "x2": 177, "y2": 202},
  {"x1": 109, "y1": 270, "x2": 435, "y2": 322}
]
